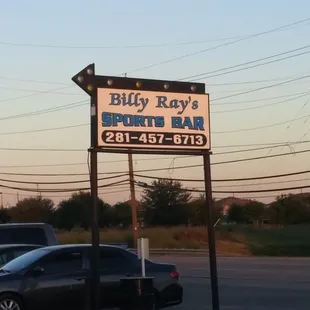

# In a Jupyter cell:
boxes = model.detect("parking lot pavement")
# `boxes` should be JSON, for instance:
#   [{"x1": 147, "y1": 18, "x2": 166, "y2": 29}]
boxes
[{"x1": 152, "y1": 256, "x2": 310, "y2": 309}]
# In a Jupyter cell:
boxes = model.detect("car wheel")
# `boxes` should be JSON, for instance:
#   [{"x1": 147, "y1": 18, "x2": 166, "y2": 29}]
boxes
[{"x1": 0, "y1": 294, "x2": 23, "y2": 310}]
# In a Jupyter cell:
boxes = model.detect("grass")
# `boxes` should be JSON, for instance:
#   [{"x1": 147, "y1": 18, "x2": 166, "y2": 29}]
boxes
[{"x1": 56, "y1": 225, "x2": 310, "y2": 257}]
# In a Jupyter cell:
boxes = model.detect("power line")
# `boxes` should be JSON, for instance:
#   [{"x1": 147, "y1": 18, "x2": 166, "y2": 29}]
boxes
[
  {"x1": 135, "y1": 174, "x2": 310, "y2": 187},
  {"x1": 2, "y1": 84, "x2": 309, "y2": 124},
  {"x1": 0, "y1": 85, "x2": 82, "y2": 96},
  {"x1": 180, "y1": 45, "x2": 310, "y2": 82},
  {"x1": 211, "y1": 73, "x2": 310, "y2": 102},
  {"x1": 2, "y1": 88, "x2": 306, "y2": 123},
  {"x1": 134, "y1": 168, "x2": 310, "y2": 182},
  {"x1": 2, "y1": 77, "x2": 309, "y2": 136},
  {"x1": 0, "y1": 35, "x2": 255, "y2": 50},
  {"x1": 135, "y1": 180, "x2": 310, "y2": 194},
  {"x1": 1, "y1": 156, "x2": 310, "y2": 184},
  {"x1": 214, "y1": 90, "x2": 310, "y2": 106},
  {"x1": 212, "y1": 178, "x2": 310, "y2": 188},
  {"x1": 0, "y1": 187, "x2": 131, "y2": 198},
  {"x1": 0, "y1": 123, "x2": 88, "y2": 136},
  {"x1": 214, "y1": 142, "x2": 310, "y2": 155},
  {"x1": 212, "y1": 185, "x2": 310, "y2": 194},
  {"x1": 0, "y1": 179, "x2": 129, "y2": 193},
  {"x1": 212, "y1": 92, "x2": 310, "y2": 114},
  {"x1": 1, "y1": 140, "x2": 307, "y2": 156},
  {"x1": 211, "y1": 149, "x2": 310, "y2": 165},
  {"x1": 123, "y1": 17, "x2": 310, "y2": 74},
  {"x1": 0, "y1": 101, "x2": 87, "y2": 122},
  {"x1": 11, "y1": 169, "x2": 310, "y2": 188},
  {"x1": 204, "y1": 73, "x2": 309, "y2": 86},
  {"x1": 0, "y1": 173, "x2": 128, "y2": 185},
  {"x1": 0, "y1": 147, "x2": 309, "y2": 175},
  {"x1": 212, "y1": 140, "x2": 310, "y2": 148},
  {"x1": 0, "y1": 147, "x2": 86, "y2": 152},
  {"x1": 213, "y1": 194, "x2": 288, "y2": 200},
  {"x1": 2, "y1": 107, "x2": 310, "y2": 136},
  {"x1": 213, "y1": 112, "x2": 310, "y2": 134},
  {"x1": 1, "y1": 139, "x2": 310, "y2": 153},
  {"x1": 0, "y1": 77, "x2": 70, "y2": 86},
  {"x1": 1, "y1": 143, "x2": 309, "y2": 169},
  {"x1": 0, "y1": 156, "x2": 190, "y2": 168},
  {"x1": 0, "y1": 85, "x2": 74, "y2": 103}
]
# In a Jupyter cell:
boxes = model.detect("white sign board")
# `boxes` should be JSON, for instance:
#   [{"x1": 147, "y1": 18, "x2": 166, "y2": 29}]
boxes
[
  {"x1": 137, "y1": 238, "x2": 149, "y2": 260},
  {"x1": 137, "y1": 238, "x2": 149, "y2": 277},
  {"x1": 97, "y1": 88, "x2": 210, "y2": 150}
]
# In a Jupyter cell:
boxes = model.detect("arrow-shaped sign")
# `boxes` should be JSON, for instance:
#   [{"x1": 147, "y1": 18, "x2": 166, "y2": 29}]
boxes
[{"x1": 72, "y1": 63, "x2": 95, "y2": 96}]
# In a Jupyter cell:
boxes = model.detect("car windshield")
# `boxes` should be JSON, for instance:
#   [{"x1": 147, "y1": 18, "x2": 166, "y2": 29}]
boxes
[{"x1": 1, "y1": 248, "x2": 49, "y2": 273}]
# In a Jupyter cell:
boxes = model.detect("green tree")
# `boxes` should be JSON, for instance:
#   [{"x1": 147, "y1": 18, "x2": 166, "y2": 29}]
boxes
[
  {"x1": 54, "y1": 191, "x2": 110, "y2": 230},
  {"x1": 8, "y1": 196, "x2": 54, "y2": 223},
  {"x1": 110, "y1": 202, "x2": 132, "y2": 227},
  {"x1": 141, "y1": 179, "x2": 192, "y2": 226},
  {"x1": 189, "y1": 195, "x2": 222, "y2": 226},
  {"x1": 267, "y1": 194, "x2": 310, "y2": 225},
  {"x1": 0, "y1": 207, "x2": 11, "y2": 223},
  {"x1": 227, "y1": 203, "x2": 246, "y2": 223},
  {"x1": 244, "y1": 201, "x2": 265, "y2": 226}
]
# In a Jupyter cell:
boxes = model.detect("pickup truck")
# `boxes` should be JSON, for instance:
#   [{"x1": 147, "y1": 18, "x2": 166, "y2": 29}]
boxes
[{"x1": 0, "y1": 223, "x2": 58, "y2": 246}]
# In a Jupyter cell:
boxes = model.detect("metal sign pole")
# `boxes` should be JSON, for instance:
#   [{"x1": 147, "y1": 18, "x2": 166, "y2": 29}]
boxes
[
  {"x1": 89, "y1": 82, "x2": 100, "y2": 310},
  {"x1": 203, "y1": 152, "x2": 220, "y2": 310},
  {"x1": 72, "y1": 64, "x2": 101, "y2": 310},
  {"x1": 90, "y1": 147, "x2": 100, "y2": 310}
]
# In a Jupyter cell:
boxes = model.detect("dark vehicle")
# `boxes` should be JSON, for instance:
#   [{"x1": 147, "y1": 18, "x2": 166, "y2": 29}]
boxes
[
  {"x1": 0, "y1": 244, "x2": 42, "y2": 267},
  {"x1": 0, "y1": 223, "x2": 58, "y2": 246},
  {"x1": 0, "y1": 244, "x2": 182, "y2": 310}
]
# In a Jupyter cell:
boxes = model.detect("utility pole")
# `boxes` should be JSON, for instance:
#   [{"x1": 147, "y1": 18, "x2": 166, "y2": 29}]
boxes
[
  {"x1": 37, "y1": 184, "x2": 42, "y2": 197},
  {"x1": 16, "y1": 192, "x2": 19, "y2": 203},
  {"x1": 124, "y1": 72, "x2": 138, "y2": 247},
  {"x1": 128, "y1": 152, "x2": 138, "y2": 248},
  {"x1": 0, "y1": 193, "x2": 3, "y2": 208}
]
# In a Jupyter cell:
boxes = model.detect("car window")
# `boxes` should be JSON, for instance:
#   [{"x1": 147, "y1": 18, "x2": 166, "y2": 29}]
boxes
[
  {"x1": 99, "y1": 249, "x2": 130, "y2": 272},
  {"x1": 0, "y1": 249, "x2": 31, "y2": 266},
  {"x1": 2, "y1": 248, "x2": 49, "y2": 273},
  {"x1": 0, "y1": 227, "x2": 47, "y2": 245},
  {"x1": 12, "y1": 249, "x2": 33, "y2": 259},
  {"x1": 0, "y1": 253, "x2": 8, "y2": 266},
  {"x1": 39, "y1": 251, "x2": 83, "y2": 275}
]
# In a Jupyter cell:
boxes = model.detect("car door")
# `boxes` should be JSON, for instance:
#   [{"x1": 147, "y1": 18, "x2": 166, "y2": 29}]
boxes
[
  {"x1": 98, "y1": 248, "x2": 134, "y2": 308},
  {"x1": 22, "y1": 249, "x2": 87, "y2": 310}
]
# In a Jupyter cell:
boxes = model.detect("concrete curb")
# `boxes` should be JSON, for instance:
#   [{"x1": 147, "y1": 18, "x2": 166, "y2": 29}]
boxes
[{"x1": 129, "y1": 248, "x2": 211, "y2": 256}]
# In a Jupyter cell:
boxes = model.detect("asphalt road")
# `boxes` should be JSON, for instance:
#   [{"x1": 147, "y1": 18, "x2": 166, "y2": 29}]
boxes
[{"x1": 153, "y1": 256, "x2": 310, "y2": 310}]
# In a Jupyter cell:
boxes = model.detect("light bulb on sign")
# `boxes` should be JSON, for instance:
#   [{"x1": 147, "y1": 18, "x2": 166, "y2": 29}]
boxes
[
  {"x1": 77, "y1": 76, "x2": 83, "y2": 83},
  {"x1": 191, "y1": 85, "x2": 196, "y2": 92},
  {"x1": 87, "y1": 84, "x2": 94, "y2": 92},
  {"x1": 86, "y1": 68, "x2": 93, "y2": 75}
]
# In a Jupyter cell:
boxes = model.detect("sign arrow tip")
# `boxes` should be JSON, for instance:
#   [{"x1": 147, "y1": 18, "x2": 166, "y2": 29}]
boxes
[{"x1": 71, "y1": 63, "x2": 95, "y2": 95}]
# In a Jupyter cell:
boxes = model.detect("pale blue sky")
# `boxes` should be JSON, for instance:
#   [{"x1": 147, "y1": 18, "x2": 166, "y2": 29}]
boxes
[{"x1": 1, "y1": 0, "x2": 310, "y2": 206}]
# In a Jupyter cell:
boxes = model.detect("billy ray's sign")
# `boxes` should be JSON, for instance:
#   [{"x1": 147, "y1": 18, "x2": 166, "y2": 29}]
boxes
[{"x1": 97, "y1": 88, "x2": 210, "y2": 150}]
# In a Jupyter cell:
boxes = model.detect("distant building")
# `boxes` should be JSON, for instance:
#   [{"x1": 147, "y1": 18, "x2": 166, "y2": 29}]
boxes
[
  {"x1": 215, "y1": 196, "x2": 255, "y2": 216},
  {"x1": 124, "y1": 199, "x2": 142, "y2": 210}
]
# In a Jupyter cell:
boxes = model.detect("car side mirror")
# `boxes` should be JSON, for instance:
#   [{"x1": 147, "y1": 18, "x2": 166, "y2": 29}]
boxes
[{"x1": 31, "y1": 266, "x2": 44, "y2": 277}]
